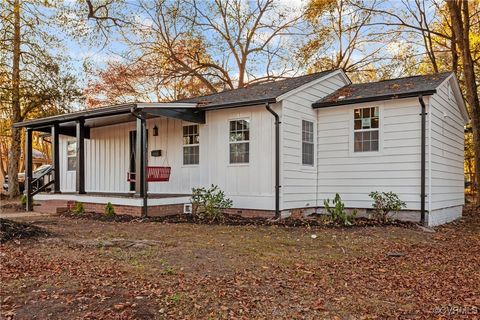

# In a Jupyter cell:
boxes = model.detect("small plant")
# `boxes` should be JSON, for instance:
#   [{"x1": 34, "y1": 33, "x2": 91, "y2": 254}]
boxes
[
  {"x1": 323, "y1": 193, "x2": 356, "y2": 226},
  {"x1": 191, "y1": 185, "x2": 233, "y2": 223},
  {"x1": 169, "y1": 293, "x2": 182, "y2": 303},
  {"x1": 369, "y1": 191, "x2": 406, "y2": 223},
  {"x1": 72, "y1": 202, "x2": 85, "y2": 215},
  {"x1": 20, "y1": 194, "x2": 32, "y2": 208},
  {"x1": 20, "y1": 194, "x2": 27, "y2": 207},
  {"x1": 104, "y1": 202, "x2": 115, "y2": 217}
]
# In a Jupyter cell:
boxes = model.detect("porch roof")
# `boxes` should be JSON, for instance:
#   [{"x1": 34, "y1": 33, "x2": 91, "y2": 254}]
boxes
[{"x1": 12, "y1": 102, "x2": 202, "y2": 136}]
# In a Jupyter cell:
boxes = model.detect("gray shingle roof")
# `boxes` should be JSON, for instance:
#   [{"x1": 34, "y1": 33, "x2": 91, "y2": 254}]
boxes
[
  {"x1": 178, "y1": 69, "x2": 337, "y2": 109},
  {"x1": 313, "y1": 72, "x2": 452, "y2": 108}
]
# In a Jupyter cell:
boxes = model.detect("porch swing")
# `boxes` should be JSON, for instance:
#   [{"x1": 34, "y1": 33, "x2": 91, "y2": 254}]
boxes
[{"x1": 127, "y1": 119, "x2": 172, "y2": 183}]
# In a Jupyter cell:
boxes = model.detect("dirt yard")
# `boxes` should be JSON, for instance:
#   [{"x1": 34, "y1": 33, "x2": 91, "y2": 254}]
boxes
[{"x1": 0, "y1": 209, "x2": 479, "y2": 319}]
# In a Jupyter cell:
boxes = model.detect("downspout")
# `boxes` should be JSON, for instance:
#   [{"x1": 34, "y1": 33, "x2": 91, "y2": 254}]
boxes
[
  {"x1": 130, "y1": 105, "x2": 148, "y2": 218},
  {"x1": 265, "y1": 103, "x2": 281, "y2": 219},
  {"x1": 419, "y1": 96, "x2": 426, "y2": 225}
]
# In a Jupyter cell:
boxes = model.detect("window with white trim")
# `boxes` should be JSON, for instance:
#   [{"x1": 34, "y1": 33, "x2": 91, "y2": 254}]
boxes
[
  {"x1": 302, "y1": 120, "x2": 314, "y2": 165},
  {"x1": 183, "y1": 125, "x2": 199, "y2": 165},
  {"x1": 354, "y1": 107, "x2": 379, "y2": 152},
  {"x1": 229, "y1": 119, "x2": 249, "y2": 164},
  {"x1": 67, "y1": 140, "x2": 77, "y2": 171}
]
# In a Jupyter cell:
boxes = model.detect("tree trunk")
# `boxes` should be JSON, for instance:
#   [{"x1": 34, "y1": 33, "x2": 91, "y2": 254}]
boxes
[
  {"x1": 8, "y1": 0, "x2": 21, "y2": 198},
  {"x1": 448, "y1": 0, "x2": 480, "y2": 204}
]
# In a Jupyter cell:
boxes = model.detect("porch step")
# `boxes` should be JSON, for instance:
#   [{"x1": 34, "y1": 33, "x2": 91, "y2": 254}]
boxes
[{"x1": 33, "y1": 199, "x2": 71, "y2": 214}]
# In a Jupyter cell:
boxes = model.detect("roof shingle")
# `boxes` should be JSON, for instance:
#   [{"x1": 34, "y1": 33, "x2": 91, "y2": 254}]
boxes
[
  {"x1": 178, "y1": 69, "x2": 337, "y2": 109},
  {"x1": 313, "y1": 72, "x2": 452, "y2": 108}
]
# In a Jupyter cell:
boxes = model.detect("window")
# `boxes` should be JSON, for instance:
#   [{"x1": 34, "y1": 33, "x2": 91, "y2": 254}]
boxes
[
  {"x1": 229, "y1": 119, "x2": 249, "y2": 163},
  {"x1": 354, "y1": 107, "x2": 379, "y2": 152},
  {"x1": 302, "y1": 120, "x2": 314, "y2": 165},
  {"x1": 67, "y1": 140, "x2": 77, "y2": 171},
  {"x1": 183, "y1": 125, "x2": 199, "y2": 165}
]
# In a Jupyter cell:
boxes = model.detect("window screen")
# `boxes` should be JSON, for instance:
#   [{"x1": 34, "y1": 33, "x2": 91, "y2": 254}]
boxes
[
  {"x1": 302, "y1": 120, "x2": 314, "y2": 165},
  {"x1": 354, "y1": 107, "x2": 379, "y2": 152}
]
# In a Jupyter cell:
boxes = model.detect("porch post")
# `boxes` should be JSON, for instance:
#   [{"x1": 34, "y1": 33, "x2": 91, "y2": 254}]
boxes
[
  {"x1": 135, "y1": 117, "x2": 145, "y2": 197},
  {"x1": 25, "y1": 128, "x2": 33, "y2": 211},
  {"x1": 76, "y1": 118, "x2": 85, "y2": 194},
  {"x1": 51, "y1": 123, "x2": 60, "y2": 193}
]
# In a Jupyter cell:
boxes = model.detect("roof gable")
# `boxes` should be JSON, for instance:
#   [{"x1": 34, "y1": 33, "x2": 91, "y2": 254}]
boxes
[{"x1": 313, "y1": 72, "x2": 453, "y2": 108}]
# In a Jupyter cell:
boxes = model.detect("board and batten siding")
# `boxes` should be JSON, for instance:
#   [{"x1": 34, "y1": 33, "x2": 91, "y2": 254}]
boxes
[
  {"x1": 57, "y1": 104, "x2": 278, "y2": 210},
  {"x1": 281, "y1": 72, "x2": 349, "y2": 210},
  {"x1": 428, "y1": 79, "x2": 465, "y2": 212},
  {"x1": 316, "y1": 97, "x2": 431, "y2": 211}
]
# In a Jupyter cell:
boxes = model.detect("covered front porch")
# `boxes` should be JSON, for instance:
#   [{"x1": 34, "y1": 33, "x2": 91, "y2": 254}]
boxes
[{"x1": 14, "y1": 102, "x2": 204, "y2": 217}]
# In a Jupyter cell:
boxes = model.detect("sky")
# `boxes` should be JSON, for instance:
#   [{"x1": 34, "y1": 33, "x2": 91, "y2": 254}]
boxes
[{"x1": 34, "y1": 0, "x2": 440, "y2": 108}]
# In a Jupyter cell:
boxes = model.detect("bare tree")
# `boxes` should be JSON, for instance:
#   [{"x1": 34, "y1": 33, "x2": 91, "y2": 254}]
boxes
[
  {"x1": 299, "y1": 0, "x2": 401, "y2": 82},
  {"x1": 1, "y1": 0, "x2": 82, "y2": 197},
  {"x1": 7, "y1": 0, "x2": 21, "y2": 197},
  {"x1": 83, "y1": 0, "x2": 303, "y2": 106},
  {"x1": 448, "y1": 0, "x2": 480, "y2": 203}
]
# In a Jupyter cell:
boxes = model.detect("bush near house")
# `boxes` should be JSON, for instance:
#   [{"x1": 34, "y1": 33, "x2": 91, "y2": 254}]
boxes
[
  {"x1": 20, "y1": 194, "x2": 27, "y2": 208},
  {"x1": 104, "y1": 202, "x2": 116, "y2": 217},
  {"x1": 369, "y1": 191, "x2": 406, "y2": 223},
  {"x1": 72, "y1": 202, "x2": 85, "y2": 215},
  {"x1": 191, "y1": 185, "x2": 233, "y2": 223},
  {"x1": 323, "y1": 193, "x2": 356, "y2": 226}
]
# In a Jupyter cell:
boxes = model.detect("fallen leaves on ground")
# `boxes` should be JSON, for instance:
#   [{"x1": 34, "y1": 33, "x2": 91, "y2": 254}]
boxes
[{"x1": 1, "y1": 207, "x2": 479, "y2": 319}]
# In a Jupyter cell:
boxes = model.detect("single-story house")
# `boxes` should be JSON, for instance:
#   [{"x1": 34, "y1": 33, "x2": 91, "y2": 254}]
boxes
[{"x1": 15, "y1": 69, "x2": 468, "y2": 226}]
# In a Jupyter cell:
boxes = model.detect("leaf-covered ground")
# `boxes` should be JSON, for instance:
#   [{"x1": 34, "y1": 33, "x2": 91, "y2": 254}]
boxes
[{"x1": 0, "y1": 209, "x2": 479, "y2": 319}]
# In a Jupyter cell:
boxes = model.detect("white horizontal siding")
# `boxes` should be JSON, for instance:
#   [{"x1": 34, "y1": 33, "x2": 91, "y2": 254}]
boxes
[
  {"x1": 316, "y1": 98, "x2": 430, "y2": 210},
  {"x1": 281, "y1": 72, "x2": 349, "y2": 210},
  {"x1": 429, "y1": 79, "x2": 465, "y2": 210}
]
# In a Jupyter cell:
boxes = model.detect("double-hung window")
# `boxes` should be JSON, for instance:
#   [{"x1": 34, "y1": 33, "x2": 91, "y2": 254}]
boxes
[
  {"x1": 183, "y1": 125, "x2": 199, "y2": 165},
  {"x1": 67, "y1": 140, "x2": 77, "y2": 171},
  {"x1": 302, "y1": 120, "x2": 314, "y2": 166},
  {"x1": 354, "y1": 107, "x2": 379, "y2": 152},
  {"x1": 229, "y1": 119, "x2": 249, "y2": 164}
]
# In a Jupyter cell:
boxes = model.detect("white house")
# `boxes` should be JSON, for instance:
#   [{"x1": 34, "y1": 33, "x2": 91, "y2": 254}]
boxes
[{"x1": 15, "y1": 69, "x2": 468, "y2": 226}]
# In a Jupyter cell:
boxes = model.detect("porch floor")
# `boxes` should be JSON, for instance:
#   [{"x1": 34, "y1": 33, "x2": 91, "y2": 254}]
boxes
[
  {"x1": 57, "y1": 192, "x2": 191, "y2": 199},
  {"x1": 33, "y1": 192, "x2": 192, "y2": 214}
]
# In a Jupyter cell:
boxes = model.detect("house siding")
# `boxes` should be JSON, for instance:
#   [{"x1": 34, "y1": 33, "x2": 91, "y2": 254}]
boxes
[
  {"x1": 316, "y1": 98, "x2": 430, "y2": 211},
  {"x1": 57, "y1": 104, "x2": 279, "y2": 210},
  {"x1": 428, "y1": 79, "x2": 465, "y2": 212},
  {"x1": 281, "y1": 72, "x2": 349, "y2": 210}
]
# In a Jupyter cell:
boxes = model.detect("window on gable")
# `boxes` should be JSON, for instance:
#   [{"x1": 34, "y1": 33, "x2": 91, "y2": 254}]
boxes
[
  {"x1": 354, "y1": 107, "x2": 379, "y2": 152},
  {"x1": 183, "y1": 125, "x2": 199, "y2": 165},
  {"x1": 229, "y1": 119, "x2": 249, "y2": 164},
  {"x1": 302, "y1": 120, "x2": 314, "y2": 165},
  {"x1": 67, "y1": 140, "x2": 77, "y2": 171}
]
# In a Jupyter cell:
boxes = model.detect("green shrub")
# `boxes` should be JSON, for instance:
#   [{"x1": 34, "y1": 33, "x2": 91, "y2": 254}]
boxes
[
  {"x1": 20, "y1": 194, "x2": 27, "y2": 206},
  {"x1": 72, "y1": 202, "x2": 85, "y2": 215},
  {"x1": 20, "y1": 194, "x2": 33, "y2": 207},
  {"x1": 191, "y1": 185, "x2": 233, "y2": 222},
  {"x1": 323, "y1": 193, "x2": 356, "y2": 226},
  {"x1": 369, "y1": 191, "x2": 406, "y2": 222},
  {"x1": 104, "y1": 202, "x2": 115, "y2": 217}
]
